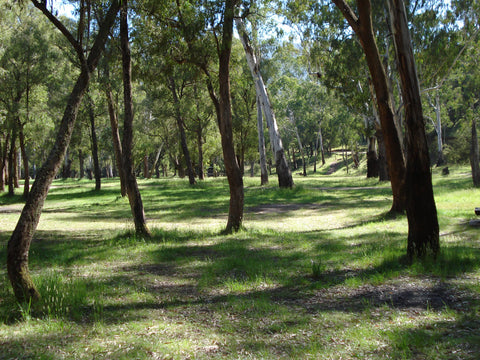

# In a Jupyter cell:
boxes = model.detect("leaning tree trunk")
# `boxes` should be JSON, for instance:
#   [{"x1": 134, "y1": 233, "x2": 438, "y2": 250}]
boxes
[
  {"x1": 235, "y1": 18, "x2": 293, "y2": 188},
  {"x1": 257, "y1": 96, "x2": 268, "y2": 185},
  {"x1": 434, "y1": 89, "x2": 445, "y2": 166},
  {"x1": 88, "y1": 93, "x2": 101, "y2": 191},
  {"x1": 120, "y1": 0, "x2": 150, "y2": 237},
  {"x1": 196, "y1": 128, "x2": 205, "y2": 180},
  {"x1": 7, "y1": 0, "x2": 121, "y2": 303},
  {"x1": 470, "y1": 117, "x2": 480, "y2": 187},
  {"x1": 388, "y1": 0, "x2": 439, "y2": 260},
  {"x1": 333, "y1": 0, "x2": 406, "y2": 213},
  {"x1": 169, "y1": 76, "x2": 196, "y2": 185}
]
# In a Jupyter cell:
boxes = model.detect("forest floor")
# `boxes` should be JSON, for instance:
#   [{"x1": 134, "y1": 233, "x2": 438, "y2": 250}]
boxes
[{"x1": 1, "y1": 158, "x2": 479, "y2": 359}]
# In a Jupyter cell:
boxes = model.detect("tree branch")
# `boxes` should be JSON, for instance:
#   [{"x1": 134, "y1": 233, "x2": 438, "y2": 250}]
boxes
[
  {"x1": 31, "y1": 0, "x2": 86, "y2": 65},
  {"x1": 332, "y1": 0, "x2": 360, "y2": 33}
]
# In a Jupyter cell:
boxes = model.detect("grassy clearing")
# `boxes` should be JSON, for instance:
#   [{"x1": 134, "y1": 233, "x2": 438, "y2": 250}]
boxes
[{"x1": 1, "y1": 158, "x2": 479, "y2": 359}]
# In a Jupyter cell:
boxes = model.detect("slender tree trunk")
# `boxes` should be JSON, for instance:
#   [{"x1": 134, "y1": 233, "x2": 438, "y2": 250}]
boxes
[
  {"x1": 470, "y1": 117, "x2": 480, "y2": 187},
  {"x1": 149, "y1": 144, "x2": 163, "y2": 179},
  {"x1": 105, "y1": 77, "x2": 126, "y2": 196},
  {"x1": 168, "y1": 76, "x2": 196, "y2": 185},
  {"x1": 236, "y1": 18, "x2": 293, "y2": 188},
  {"x1": 18, "y1": 123, "x2": 29, "y2": 198},
  {"x1": 88, "y1": 93, "x2": 101, "y2": 191},
  {"x1": 257, "y1": 96, "x2": 268, "y2": 185},
  {"x1": 7, "y1": 128, "x2": 17, "y2": 196},
  {"x1": 0, "y1": 132, "x2": 9, "y2": 192},
  {"x1": 120, "y1": 0, "x2": 150, "y2": 237},
  {"x1": 388, "y1": 0, "x2": 439, "y2": 260},
  {"x1": 7, "y1": 0, "x2": 121, "y2": 303},
  {"x1": 333, "y1": 0, "x2": 406, "y2": 213}
]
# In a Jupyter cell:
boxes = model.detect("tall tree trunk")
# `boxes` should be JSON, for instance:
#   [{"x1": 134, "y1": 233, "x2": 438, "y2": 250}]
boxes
[
  {"x1": 120, "y1": 0, "x2": 150, "y2": 237},
  {"x1": 7, "y1": 128, "x2": 17, "y2": 196},
  {"x1": 105, "y1": 75, "x2": 126, "y2": 196},
  {"x1": 388, "y1": 0, "x2": 439, "y2": 260},
  {"x1": 88, "y1": 93, "x2": 101, "y2": 191},
  {"x1": 219, "y1": 0, "x2": 244, "y2": 233},
  {"x1": 470, "y1": 118, "x2": 480, "y2": 187},
  {"x1": 257, "y1": 96, "x2": 268, "y2": 185},
  {"x1": 0, "y1": 132, "x2": 9, "y2": 192},
  {"x1": 168, "y1": 76, "x2": 196, "y2": 185},
  {"x1": 7, "y1": 0, "x2": 121, "y2": 303},
  {"x1": 235, "y1": 18, "x2": 293, "y2": 188},
  {"x1": 333, "y1": 0, "x2": 406, "y2": 213},
  {"x1": 18, "y1": 123, "x2": 30, "y2": 198}
]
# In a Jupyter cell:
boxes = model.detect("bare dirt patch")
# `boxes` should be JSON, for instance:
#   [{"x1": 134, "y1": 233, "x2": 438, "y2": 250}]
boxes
[{"x1": 247, "y1": 203, "x2": 324, "y2": 214}]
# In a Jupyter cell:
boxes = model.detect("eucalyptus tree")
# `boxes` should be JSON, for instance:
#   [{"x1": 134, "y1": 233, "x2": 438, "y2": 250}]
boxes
[
  {"x1": 141, "y1": 0, "x2": 244, "y2": 232},
  {"x1": 235, "y1": 15, "x2": 294, "y2": 188},
  {"x1": 0, "y1": 5, "x2": 57, "y2": 197},
  {"x1": 7, "y1": 0, "x2": 121, "y2": 303},
  {"x1": 387, "y1": 0, "x2": 439, "y2": 259}
]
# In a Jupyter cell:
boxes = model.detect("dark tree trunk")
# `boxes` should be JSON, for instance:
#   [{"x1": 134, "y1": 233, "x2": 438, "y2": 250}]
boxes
[
  {"x1": 8, "y1": 128, "x2": 17, "y2": 196},
  {"x1": 376, "y1": 129, "x2": 389, "y2": 181},
  {"x1": 120, "y1": 0, "x2": 150, "y2": 237},
  {"x1": 7, "y1": 0, "x2": 121, "y2": 303},
  {"x1": 219, "y1": 0, "x2": 244, "y2": 233},
  {"x1": 388, "y1": 0, "x2": 439, "y2": 260},
  {"x1": 88, "y1": 94, "x2": 101, "y2": 191},
  {"x1": 470, "y1": 118, "x2": 480, "y2": 187},
  {"x1": 18, "y1": 123, "x2": 30, "y2": 199},
  {"x1": 168, "y1": 76, "x2": 196, "y2": 185},
  {"x1": 0, "y1": 132, "x2": 9, "y2": 192},
  {"x1": 366, "y1": 136, "x2": 379, "y2": 178},
  {"x1": 333, "y1": 0, "x2": 406, "y2": 213},
  {"x1": 79, "y1": 149, "x2": 85, "y2": 179}
]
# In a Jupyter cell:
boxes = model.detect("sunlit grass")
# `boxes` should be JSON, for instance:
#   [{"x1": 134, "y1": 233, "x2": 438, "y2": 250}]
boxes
[{"x1": 0, "y1": 159, "x2": 479, "y2": 359}]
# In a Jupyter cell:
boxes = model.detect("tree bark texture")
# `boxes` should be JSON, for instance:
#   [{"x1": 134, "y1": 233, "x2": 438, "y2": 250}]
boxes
[
  {"x1": 257, "y1": 96, "x2": 269, "y2": 185},
  {"x1": 168, "y1": 76, "x2": 196, "y2": 185},
  {"x1": 120, "y1": 0, "x2": 151, "y2": 237},
  {"x1": 388, "y1": 0, "x2": 439, "y2": 259},
  {"x1": 7, "y1": 0, "x2": 121, "y2": 303},
  {"x1": 333, "y1": 0, "x2": 406, "y2": 213},
  {"x1": 235, "y1": 18, "x2": 293, "y2": 188},
  {"x1": 219, "y1": 0, "x2": 244, "y2": 233}
]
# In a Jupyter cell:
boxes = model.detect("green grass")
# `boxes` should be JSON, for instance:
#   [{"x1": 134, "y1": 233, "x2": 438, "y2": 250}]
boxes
[{"x1": 1, "y1": 158, "x2": 479, "y2": 359}]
